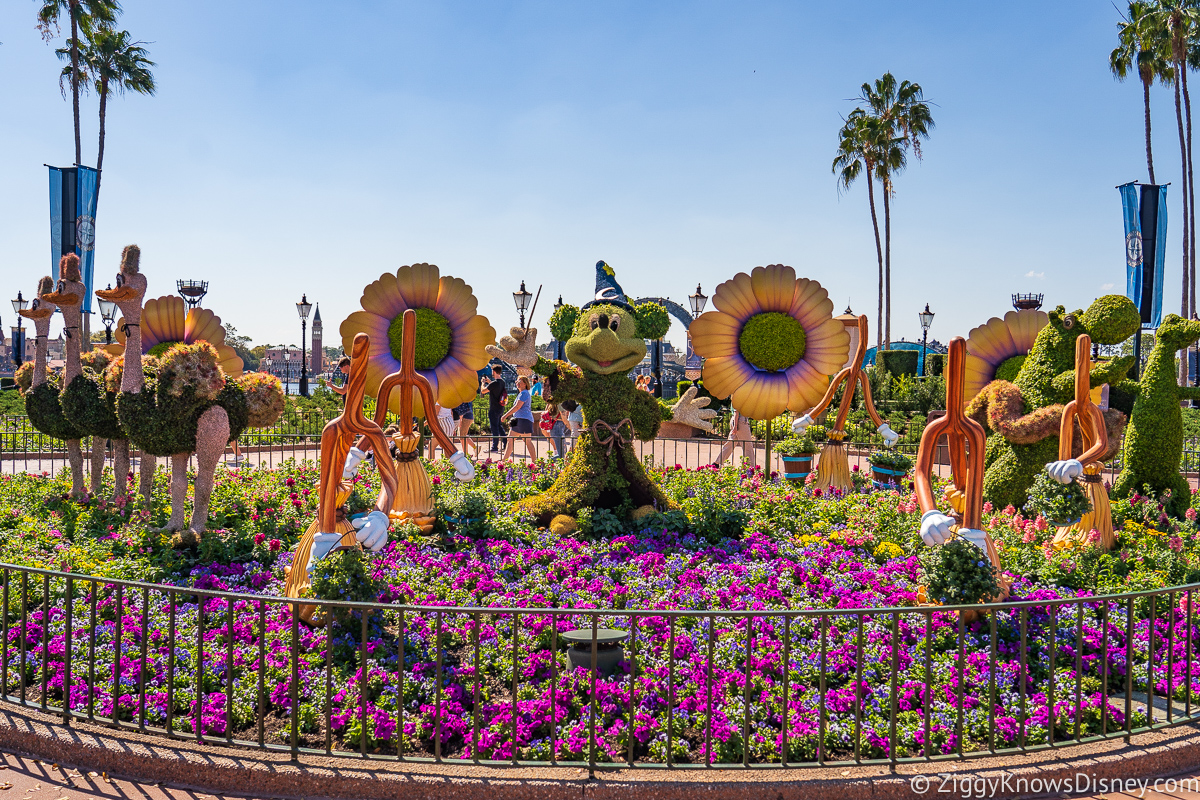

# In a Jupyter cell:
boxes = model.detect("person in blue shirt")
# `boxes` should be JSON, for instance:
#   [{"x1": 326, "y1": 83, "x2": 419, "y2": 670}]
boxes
[{"x1": 500, "y1": 376, "x2": 537, "y2": 462}]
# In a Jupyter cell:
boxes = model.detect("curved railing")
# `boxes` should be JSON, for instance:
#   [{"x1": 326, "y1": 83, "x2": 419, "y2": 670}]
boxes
[{"x1": 0, "y1": 562, "x2": 1196, "y2": 774}]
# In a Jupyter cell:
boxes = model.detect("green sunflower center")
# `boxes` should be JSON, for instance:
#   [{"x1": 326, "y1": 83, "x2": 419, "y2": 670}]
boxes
[
  {"x1": 388, "y1": 307, "x2": 452, "y2": 371},
  {"x1": 738, "y1": 312, "x2": 806, "y2": 372},
  {"x1": 147, "y1": 341, "x2": 181, "y2": 358},
  {"x1": 995, "y1": 354, "x2": 1026, "y2": 383}
]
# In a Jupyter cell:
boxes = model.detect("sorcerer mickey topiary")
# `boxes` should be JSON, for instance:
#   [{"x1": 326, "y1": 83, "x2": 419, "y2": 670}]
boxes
[
  {"x1": 965, "y1": 295, "x2": 1138, "y2": 509},
  {"x1": 487, "y1": 261, "x2": 714, "y2": 531}
]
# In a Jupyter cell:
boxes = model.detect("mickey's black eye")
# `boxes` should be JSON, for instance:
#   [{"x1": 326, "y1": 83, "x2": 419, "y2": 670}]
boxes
[
  {"x1": 1063, "y1": 314, "x2": 1076, "y2": 330},
  {"x1": 609, "y1": 314, "x2": 620, "y2": 331},
  {"x1": 589, "y1": 314, "x2": 599, "y2": 330}
]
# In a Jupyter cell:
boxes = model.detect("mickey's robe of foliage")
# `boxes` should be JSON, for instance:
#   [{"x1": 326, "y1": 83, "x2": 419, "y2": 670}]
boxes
[
  {"x1": 965, "y1": 295, "x2": 1139, "y2": 509},
  {"x1": 512, "y1": 301, "x2": 675, "y2": 527},
  {"x1": 1112, "y1": 314, "x2": 1200, "y2": 515}
]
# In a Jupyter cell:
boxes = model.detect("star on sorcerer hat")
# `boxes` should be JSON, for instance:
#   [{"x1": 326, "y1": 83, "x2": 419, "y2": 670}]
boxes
[{"x1": 581, "y1": 260, "x2": 634, "y2": 312}]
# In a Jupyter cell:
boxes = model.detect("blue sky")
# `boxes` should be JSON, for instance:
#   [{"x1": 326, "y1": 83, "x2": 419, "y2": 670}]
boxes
[{"x1": 0, "y1": 1, "x2": 1172, "y2": 354}]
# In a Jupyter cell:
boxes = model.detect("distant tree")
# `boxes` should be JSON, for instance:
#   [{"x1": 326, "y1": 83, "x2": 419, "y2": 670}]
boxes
[
  {"x1": 1111, "y1": 1, "x2": 1173, "y2": 183},
  {"x1": 223, "y1": 323, "x2": 258, "y2": 370}
]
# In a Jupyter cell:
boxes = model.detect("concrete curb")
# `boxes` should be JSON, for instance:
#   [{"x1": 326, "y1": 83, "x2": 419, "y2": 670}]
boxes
[{"x1": 2, "y1": 707, "x2": 1200, "y2": 798}]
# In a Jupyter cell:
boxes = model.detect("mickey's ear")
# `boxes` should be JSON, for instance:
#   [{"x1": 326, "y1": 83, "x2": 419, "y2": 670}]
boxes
[
  {"x1": 633, "y1": 301, "x2": 671, "y2": 340},
  {"x1": 1048, "y1": 305, "x2": 1064, "y2": 325},
  {"x1": 548, "y1": 304, "x2": 581, "y2": 343}
]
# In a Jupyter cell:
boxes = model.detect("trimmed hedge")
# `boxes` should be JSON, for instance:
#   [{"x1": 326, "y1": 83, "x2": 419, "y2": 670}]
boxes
[
  {"x1": 877, "y1": 350, "x2": 918, "y2": 377},
  {"x1": 924, "y1": 353, "x2": 944, "y2": 377}
]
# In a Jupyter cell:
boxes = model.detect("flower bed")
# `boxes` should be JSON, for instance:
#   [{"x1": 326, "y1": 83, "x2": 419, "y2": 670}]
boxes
[{"x1": 0, "y1": 462, "x2": 1197, "y2": 763}]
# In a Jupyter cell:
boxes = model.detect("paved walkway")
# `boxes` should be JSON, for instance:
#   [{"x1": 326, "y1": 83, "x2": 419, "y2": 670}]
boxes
[{"x1": 0, "y1": 749, "x2": 284, "y2": 799}]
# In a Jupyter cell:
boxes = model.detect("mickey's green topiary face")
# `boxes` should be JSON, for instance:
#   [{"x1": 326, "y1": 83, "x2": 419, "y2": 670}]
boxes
[
  {"x1": 1079, "y1": 294, "x2": 1140, "y2": 345},
  {"x1": 566, "y1": 304, "x2": 647, "y2": 375},
  {"x1": 1155, "y1": 313, "x2": 1200, "y2": 350}
]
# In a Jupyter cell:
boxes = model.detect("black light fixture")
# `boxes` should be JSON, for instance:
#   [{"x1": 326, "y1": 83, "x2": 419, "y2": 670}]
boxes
[
  {"x1": 296, "y1": 294, "x2": 312, "y2": 397},
  {"x1": 552, "y1": 295, "x2": 564, "y2": 360},
  {"x1": 918, "y1": 303, "x2": 935, "y2": 377},
  {"x1": 283, "y1": 347, "x2": 291, "y2": 395},
  {"x1": 688, "y1": 284, "x2": 708, "y2": 318},
  {"x1": 10, "y1": 292, "x2": 28, "y2": 367},
  {"x1": 176, "y1": 279, "x2": 209, "y2": 309},
  {"x1": 513, "y1": 281, "x2": 532, "y2": 328},
  {"x1": 97, "y1": 285, "x2": 118, "y2": 345}
]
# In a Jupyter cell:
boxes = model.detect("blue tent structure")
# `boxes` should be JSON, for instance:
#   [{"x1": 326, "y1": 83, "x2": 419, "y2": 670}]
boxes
[{"x1": 863, "y1": 339, "x2": 947, "y2": 374}]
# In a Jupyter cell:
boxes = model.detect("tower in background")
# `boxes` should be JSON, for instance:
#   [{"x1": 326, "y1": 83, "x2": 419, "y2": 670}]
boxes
[{"x1": 311, "y1": 304, "x2": 323, "y2": 375}]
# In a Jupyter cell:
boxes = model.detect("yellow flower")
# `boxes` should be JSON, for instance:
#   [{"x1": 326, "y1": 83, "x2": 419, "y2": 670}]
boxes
[
  {"x1": 689, "y1": 265, "x2": 849, "y2": 420},
  {"x1": 963, "y1": 309, "x2": 1048, "y2": 406},
  {"x1": 107, "y1": 295, "x2": 243, "y2": 378},
  {"x1": 339, "y1": 263, "x2": 495, "y2": 416}
]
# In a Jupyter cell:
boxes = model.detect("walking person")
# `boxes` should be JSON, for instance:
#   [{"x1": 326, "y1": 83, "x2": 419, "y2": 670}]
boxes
[
  {"x1": 501, "y1": 376, "x2": 537, "y2": 462},
  {"x1": 452, "y1": 399, "x2": 478, "y2": 456},
  {"x1": 483, "y1": 366, "x2": 508, "y2": 453},
  {"x1": 547, "y1": 402, "x2": 569, "y2": 458},
  {"x1": 715, "y1": 408, "x2": 753, "y2": 467},
  {"x1": 563, "y1": 399, "x2": 583, "y2": 452},
  {"x1": 428, "y1": 402, "x2": 456, "y2": 459}
]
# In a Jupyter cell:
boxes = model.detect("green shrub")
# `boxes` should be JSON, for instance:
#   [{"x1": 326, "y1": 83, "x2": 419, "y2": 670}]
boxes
[
  {"x1": 867, "y1": 450, "x2": 913, "y2": 471},
  {"x1": 924, "y1": 353, "x2": 944, "y2": 377},
  {"x1": 309, "y1": 548, "x2": 382, "y2": 633},
  {"x1": 920, "y1": 539, "x2": 1001, "y2": 605},
  {"x1": 1023, "y1": 472, "x2": 1093, "y2": 525},
  {"x1": 775, "y1": 434, "x2": 817, "y2": 455},
  {"x1": 877, "y1": 350, "x2": 919, "y2": 376}
]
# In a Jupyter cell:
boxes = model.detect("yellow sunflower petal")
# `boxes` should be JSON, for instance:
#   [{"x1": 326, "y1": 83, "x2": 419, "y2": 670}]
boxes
[
  {"x1": 965, "y1": 315, "x2": 1018, "y2": 365},
  {"x1": 389, "y1": 371, "x2": 439, "y2": 418},
  {"x1": 103, "y1": 342, "x2": 125, "y2": 358},
  {"x1": 962, "y1": 353, "x2": 998, "y2": 407},
  {"x1": 395, "y1": 263, "x2": 441, "y2": 310},
  {"x1": 433, "y1": 355, "x2": 477, "y2": 407},
  {"x1": 701, "y1": 354, "x2": 756, "y2": 401},
  {"x1": 801, "y1": 318, "x2": 852, "y2": 375},
  {"x1": 688, "y1": 311, "x2": 742, "y2": 358},
  {"x1": 340, "y1": 310, "x2": 391, "y2": 357},
  {"x1": 185, "y1": 308, "x2": 226, "y2": 347},
  {"x1": 435, "y1": 276, "x2": 479, "y2": 329},
  {"x1": 789, "y1": 278, "x2": 836, "y2": 331},
  {"x1": 360, "y1": 273, "x2": 407, "y2": 320},
  {"x1": 215, "y1": 344, "x2": 244, "y2": 379},
  {"x1": 1006, "y1": 309, "x2": 1049, "y2": 353},
  {"x1": 139, "y1": 298, "x2": 169, "y2": 349},
  {"x1": 161, "y1": 296, "x2": 187, "y2": 344},
  {"x1": 449, "y1": 315, "x2": 496, "y2": 370},
  {"x1": 751, "y1": 264, "x2": 797, "y2": 313},
  {"x1": 731, "y1": 371, "x2": 790, "y2": 421},
  {"x1": 711, "y1": 272, "x2": 761, "y2": 320},
  {"x1": 785, "y1": 358, "x2": 829, "y2": 412},
  {"x1": 113, "y1": 317, "x2": 128, "y2": 349}
]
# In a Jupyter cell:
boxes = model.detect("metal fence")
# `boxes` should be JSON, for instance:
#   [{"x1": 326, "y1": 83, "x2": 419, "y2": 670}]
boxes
[{"x1": 0, "y1": 561, "x2": 1195, "y2": 772}]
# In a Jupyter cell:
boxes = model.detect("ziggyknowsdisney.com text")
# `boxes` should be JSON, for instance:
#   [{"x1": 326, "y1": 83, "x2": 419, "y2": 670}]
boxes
[{"x1": 908, "y1": 772, "x2": 1198, "y2": 798}]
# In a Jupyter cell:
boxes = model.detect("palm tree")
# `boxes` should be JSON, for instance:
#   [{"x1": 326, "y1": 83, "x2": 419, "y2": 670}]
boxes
[
  {"x1": 74, "y1": 27, "x2": 154, "y2": 197},
  {"x1": 856, "y1": 73, "x2": 934, "y2": 349},
  {"x1": 1111, "y1": 1, "x2": 1173, "y2": 183},
  {"x1": 36, "y1": 0, "x2": 120, "y2": 167},
  {"x1": 833, "y1": 110, "x2": 885, "y2": 349}
]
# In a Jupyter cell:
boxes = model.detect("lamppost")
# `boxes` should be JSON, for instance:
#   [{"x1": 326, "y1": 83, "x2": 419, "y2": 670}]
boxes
[
  {"x1": 513, "y1": 281, "x2": 532, "y2": 329},
  {"x1": 283, "y1": 348, "x2": 292, "y2": 395},
  {"x1": 688, "y1": 284, "x2": 708, "y2": 319},
  {"x1": 919, "y1": 303, "x2": 935, "y2": 377},
  {"x1": 552, "y1": 295, "x2": 564, "y2": 360},
  {"x1": 10, "y1": 292, "x2": 28, "y2": 368},
  {"x1": 296, "y1": 294, "x2": 312, "y2": 397},
  {"x1": 262, "y1": 355, "x2": 272, "y2": 384},
  {"x1": 97, "y1": 286, "x2": 118, "y2": 345}
]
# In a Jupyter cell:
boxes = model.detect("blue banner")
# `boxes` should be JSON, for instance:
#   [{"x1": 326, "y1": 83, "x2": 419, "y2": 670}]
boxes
[
  {"x1": 48, "y1": 165, "x2": 99, "y2": 313},
  {"x1": 1118, "y1": 182, "x2": 1168, "y2": 327},
  {"x1": 75, "y1": 166, "x2": 97, "y2": 313},
  {"x1": 1118, "y1": 182, "x2": 1143, "y2": 309}
]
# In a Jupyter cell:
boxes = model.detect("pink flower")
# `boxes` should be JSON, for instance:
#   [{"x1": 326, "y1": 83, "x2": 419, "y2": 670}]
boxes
[
  {"x1": 1187, "y1": 508, "x2": 1197, "y2": 522},
  {"x1": 1170, "y1": 536, "x2": 1184, "y2": 553},
  {"x1": 1087, "y1": 528, "x2": 1102, "y2": 544},
  {"x1": 982, "y1": 501, "x2": 993, "y2": 514},
  {"x1": 1003, "y1": 504, "x2": 1016, "y2": 517},
  {"x1": 1022, "y1": 529, "x2": 1037, "y2": 544},
  {"x1": 1034, "y1": 516, "x2": 1048, "y2": 532},
  {"x1": 269, "y1": 539, "x2": 282, "y2": 552},
  {"x1": 254, "y1": 533, "x2": 266, "y2": 545}
]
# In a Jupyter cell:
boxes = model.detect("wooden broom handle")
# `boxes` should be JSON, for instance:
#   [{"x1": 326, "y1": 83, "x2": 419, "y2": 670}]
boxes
[
  {"x1": 1058, "y1": 334, "x2": 1107, "y2": 466},
  {"x1": 371, "y1": 309, "x2": 461, "y2": 456}
]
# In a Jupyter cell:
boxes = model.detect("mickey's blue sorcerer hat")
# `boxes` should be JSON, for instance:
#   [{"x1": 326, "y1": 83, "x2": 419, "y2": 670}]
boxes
[{"x1": 581, "y1": 261, "x2": 634, "y2": 312}]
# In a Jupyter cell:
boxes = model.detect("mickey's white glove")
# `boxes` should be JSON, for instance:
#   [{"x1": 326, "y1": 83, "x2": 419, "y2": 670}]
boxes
[
  {"x1": 449, "y1": 450, "x2": 475, "y2": 482},
  {"x1": 342, "y1": 447, "x2": 367, "y2": 480},
  {"x1": 877, "y1": 423, "x2": 899, "y2": 448},
  {"x1": 920, "y1": 510, "x2": 955, "y2": 546},
  {"x1": 956, "y1": 528, "x2": 989, "y2": 554},
  {"x1": 351, "y1": 510, "x2": 390, "y2": 553},
  {"x1": 306, "y1": 532, "x2": 344, "y2": 573},
  {"x1": 791, "y1": 414, "x2": 814, "y2": 435},
  {"x1": 1046, "y1": 459, "x2": 1083, "y2": 484}
]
